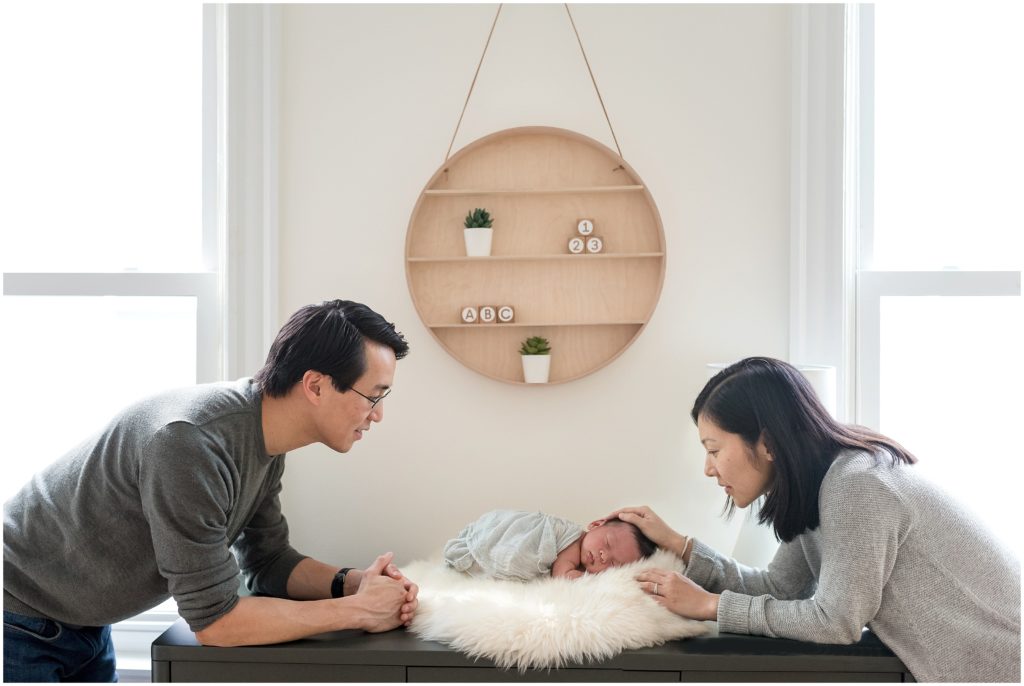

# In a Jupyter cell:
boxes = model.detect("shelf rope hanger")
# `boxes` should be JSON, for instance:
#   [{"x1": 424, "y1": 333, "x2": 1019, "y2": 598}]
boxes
[{"x1": 444, "y1": 3, "x2": 624, "y2": 164}]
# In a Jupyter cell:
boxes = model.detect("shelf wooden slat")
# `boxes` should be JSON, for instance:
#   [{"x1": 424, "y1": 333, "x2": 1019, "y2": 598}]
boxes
[
  {"x1": 407, "y1": 252, "x2": 664, "y2": 263},
  {"x1": 423, "y1": 185, "x2": 644, "y2": 196},
  {"x1": 428, "y1": 321, "x2": 645, "y2": 330}
]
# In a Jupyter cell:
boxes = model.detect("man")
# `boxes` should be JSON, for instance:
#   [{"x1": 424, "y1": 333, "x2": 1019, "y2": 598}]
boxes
[{"x1": 3, "y1": 299, "x2": 418, "y2": 682}]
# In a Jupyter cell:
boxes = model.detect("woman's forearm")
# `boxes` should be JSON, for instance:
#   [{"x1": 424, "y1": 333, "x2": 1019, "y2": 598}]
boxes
[{"x1": 667, "y1": 532, "x2": 692, "y2": 562}]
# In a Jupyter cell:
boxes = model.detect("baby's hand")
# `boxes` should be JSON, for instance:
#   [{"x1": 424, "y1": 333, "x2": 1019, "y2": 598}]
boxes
[{"x1": 564, "y1": 569, "x2": 584, "y2": 580}]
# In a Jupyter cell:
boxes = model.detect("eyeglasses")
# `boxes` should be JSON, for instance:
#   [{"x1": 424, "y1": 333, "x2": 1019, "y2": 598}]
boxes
[{"x1": 347, "y1": 385, "x2": 391, "y2": 409}]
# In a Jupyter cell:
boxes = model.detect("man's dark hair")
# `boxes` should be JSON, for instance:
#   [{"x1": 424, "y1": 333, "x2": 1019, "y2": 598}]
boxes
[
  {"x1": 611, "y1": 520, "x2": 658, "y2": 558},
  {"x1": 254, "y1": 299, "x2": 409, "y2": 398},
  {"x1": 691, "y1": 356, "x2": 916, "y2": 543}
]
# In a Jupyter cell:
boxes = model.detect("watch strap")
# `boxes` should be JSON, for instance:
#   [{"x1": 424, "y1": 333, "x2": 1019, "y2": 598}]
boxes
[{"x1": 331, "y1": 567, "x2": 354, "y2": 598}]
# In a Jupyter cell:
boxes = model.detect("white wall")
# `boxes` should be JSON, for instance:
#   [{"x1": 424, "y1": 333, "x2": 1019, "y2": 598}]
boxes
[{"x1": 276, "y1": 4, "x2": 793, "y2": 569}]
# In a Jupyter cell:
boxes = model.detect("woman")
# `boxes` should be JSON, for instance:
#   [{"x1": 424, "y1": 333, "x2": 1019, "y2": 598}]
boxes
[{"x1": 612, "y1": 357, "x2": 1019, "y2": 683}]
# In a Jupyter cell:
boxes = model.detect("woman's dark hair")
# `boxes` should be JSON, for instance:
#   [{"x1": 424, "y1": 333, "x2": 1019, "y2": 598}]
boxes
[
  {"x1": 254, "y1": 299, "x2": 409, "y2": 398},
  {"x1": 611, "y1": 520, "x2": 658, "y2": 559},
  {"x1": 691, "y1": 357, "x2": 916, "y2": 543}
]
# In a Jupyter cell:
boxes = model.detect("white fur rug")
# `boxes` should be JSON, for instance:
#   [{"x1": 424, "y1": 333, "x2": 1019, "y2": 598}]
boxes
[{"x1": 401, "y1": 549, "x2": 709, "y2": 670}]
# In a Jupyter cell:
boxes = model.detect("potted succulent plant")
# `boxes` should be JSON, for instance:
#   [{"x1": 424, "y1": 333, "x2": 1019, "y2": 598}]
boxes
[
  {"x1": 463, "y1": 207, "x2": 494, "y2": 257},
  {"x1": 519, "y1": 335, "x2": 551, "y2": 383}
]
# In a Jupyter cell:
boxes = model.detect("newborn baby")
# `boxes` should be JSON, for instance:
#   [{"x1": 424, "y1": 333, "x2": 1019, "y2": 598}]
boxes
[{"x1": 443, "y1": 509, "x2": 656, "y2": 581}]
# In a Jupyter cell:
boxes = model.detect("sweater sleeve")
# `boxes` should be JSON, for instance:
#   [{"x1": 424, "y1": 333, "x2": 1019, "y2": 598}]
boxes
[
  {"x1": 716, "y1": 466, "x2": 914, "y2": 644},
  {"x1": 686, "y1": 536, "x2": 817, "y2": 600},
  {"x1": 138, "y1": 423, "x2": 243, "y2": 632},
  {"x1": 231, "y1": 459, "x2": 307, "y2": 598}
]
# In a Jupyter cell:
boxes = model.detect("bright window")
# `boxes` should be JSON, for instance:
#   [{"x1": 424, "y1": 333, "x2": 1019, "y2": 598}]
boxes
[
  {"x1": 852, "y1": 5, "x2": 1023, "y2": 557},
  {"x1": 1, "y1": 3, "x2": 218, "y2": 676},
  {"x1": 872, "y1": 5, "x2": 1023, "y2": 271},
  {"x1": 0, "y1": 4, "x2": 204, "y2": 273},
  {"x1": 879, "y1": 295, "x2": 1022, "y2": 550},
  {"x1": 0, "y1": 3, "x2": 217, "y2": 482}
]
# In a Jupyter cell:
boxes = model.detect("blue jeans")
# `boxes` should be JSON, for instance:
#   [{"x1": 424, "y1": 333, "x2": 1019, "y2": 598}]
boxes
[{"x1": 3, "y1": 610, "x2": 117, "y2": 682}]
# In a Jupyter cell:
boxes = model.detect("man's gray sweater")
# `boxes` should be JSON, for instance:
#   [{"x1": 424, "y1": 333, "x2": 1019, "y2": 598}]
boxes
[
  {"x1": 3, "y1": 378, "x2": 307, "y2": 632},
  {"x1": 686, "y1": 451, "x2": 1020, "y2": 682}
]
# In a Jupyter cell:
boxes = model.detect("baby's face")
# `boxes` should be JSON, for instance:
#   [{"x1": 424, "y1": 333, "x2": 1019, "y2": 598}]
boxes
[{"x1": 579, "y1": 521, "x2": 643, "y2": 574}]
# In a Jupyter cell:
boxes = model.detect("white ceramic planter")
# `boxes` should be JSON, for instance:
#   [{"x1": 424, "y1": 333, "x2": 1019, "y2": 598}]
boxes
[
  {"x1": 521, "y1": 354, "x2": 551, "y2": 383},
  {"x1": 463, "y1": 228, "x2": 493, "y2": 257}
]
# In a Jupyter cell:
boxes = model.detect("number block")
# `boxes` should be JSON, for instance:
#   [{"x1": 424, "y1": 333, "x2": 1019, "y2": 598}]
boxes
[
  {"x1": 577, "y1": 219, "x2": 594, "y2": 236},
  {"x1": 586, "y1": 236, "x2": 604, "y2": 254},
  {"x1": 568, "y1": 236, "x2": 585, "y2": 254}
]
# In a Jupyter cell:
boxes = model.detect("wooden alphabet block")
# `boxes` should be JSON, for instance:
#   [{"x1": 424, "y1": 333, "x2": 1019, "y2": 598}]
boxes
[
  {"x1": 479, "y1": 305, "x2": 496, "y2": 323},
  {"x1": 497, "y1": 305, "x2": 515, "y2": 323},
  {"x1": 460, "y1": 306, "x2": 478, "y2": 324}
]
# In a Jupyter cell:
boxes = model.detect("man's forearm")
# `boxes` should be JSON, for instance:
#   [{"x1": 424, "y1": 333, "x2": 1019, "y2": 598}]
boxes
[
  {"x1": 286, "y1": 557, "x2": 348, "y2": 600},
  {"x1": 195, "y1": 595, "x2": 369, "y2": 646}
]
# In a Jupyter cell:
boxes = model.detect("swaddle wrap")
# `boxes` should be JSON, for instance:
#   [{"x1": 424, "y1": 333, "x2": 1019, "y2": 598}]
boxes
[{"x1": 443, "y1": 509, "x2": 584, "y2": 581}]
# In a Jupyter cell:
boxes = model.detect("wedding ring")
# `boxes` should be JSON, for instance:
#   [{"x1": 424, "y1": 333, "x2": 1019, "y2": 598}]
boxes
[{"x1": 653, "y1": 582, "x2": 659, "y2": 596}]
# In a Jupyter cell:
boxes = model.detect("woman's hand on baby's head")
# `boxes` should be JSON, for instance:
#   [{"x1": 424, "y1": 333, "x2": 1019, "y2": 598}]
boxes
[
  {"x1": 607, "y1": 505, "x2": 656, "y2": 523},
  {"x1": 606, "y1": 506, "x2": 685, "y2": 553}
]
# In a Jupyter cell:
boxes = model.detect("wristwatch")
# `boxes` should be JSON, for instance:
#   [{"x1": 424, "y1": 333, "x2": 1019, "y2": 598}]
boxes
[{"x1": 331, "y1": 567, "x2": 354, "y2": 598}]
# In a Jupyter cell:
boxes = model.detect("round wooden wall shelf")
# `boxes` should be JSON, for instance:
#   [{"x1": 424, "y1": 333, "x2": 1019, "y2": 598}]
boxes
[{"x1": 405, "y1": 126, "x2": 666, "y2": 384}]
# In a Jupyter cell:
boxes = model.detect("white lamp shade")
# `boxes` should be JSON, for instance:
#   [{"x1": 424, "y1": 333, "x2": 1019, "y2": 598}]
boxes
[
  {"x1": 794, "y1": 364, "x2": 837, "y2": 418},
  {"x1": 705, "y1": 362, "x2": 837, "y2": 418}
]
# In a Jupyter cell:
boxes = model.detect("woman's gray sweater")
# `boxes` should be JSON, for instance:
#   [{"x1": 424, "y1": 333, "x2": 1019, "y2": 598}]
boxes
[{"x1": 686, "y1": 451, "x2": 1020, "y2": 683}]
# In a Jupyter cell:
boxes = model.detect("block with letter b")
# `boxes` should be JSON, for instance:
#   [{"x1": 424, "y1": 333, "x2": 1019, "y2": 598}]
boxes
[{"x1": 479, "y1": 305, "x2": 497, "y2": 324}]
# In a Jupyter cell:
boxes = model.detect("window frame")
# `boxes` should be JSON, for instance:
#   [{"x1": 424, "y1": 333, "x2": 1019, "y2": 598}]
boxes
[
  {"x1": 104, "y1": 5, "x2": 282, "y2": 674},
  {"x1": 787, "y1": 4, "x2": 850, "y2": 420},
  {"x1": 2, "y1": 4, "x2": 281, "y2": 675},
  {"x1": 735, "y1": 3, "x2": 850, "y2": 570}
]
